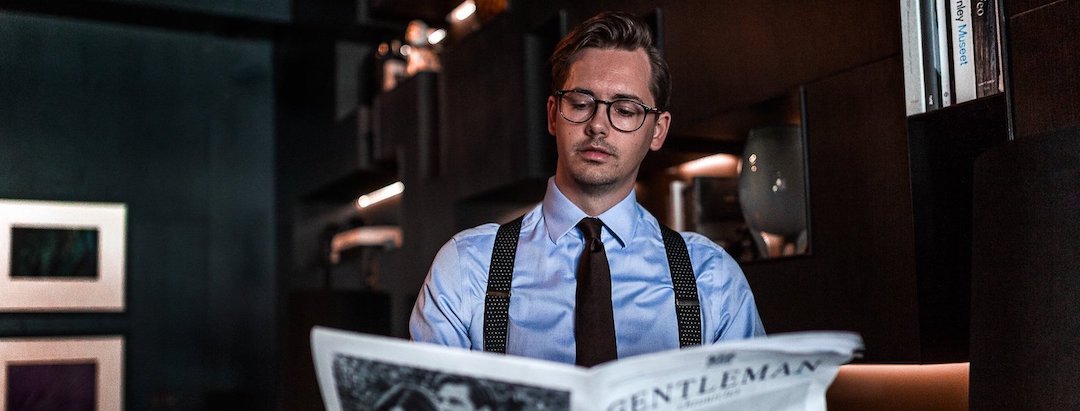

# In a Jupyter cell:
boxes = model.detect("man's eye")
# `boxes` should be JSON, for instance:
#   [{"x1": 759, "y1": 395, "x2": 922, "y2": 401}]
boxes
[{"x1": 613, "y1": 102, "x2": 642, "y2": 117}]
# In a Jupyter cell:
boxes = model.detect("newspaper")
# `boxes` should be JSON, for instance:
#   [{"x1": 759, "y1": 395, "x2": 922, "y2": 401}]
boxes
[{"x1": 311, "y1": 327, "x2": 862, "y2": 411}]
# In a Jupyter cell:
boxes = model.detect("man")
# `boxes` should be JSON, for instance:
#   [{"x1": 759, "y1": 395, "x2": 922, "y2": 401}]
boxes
[
  {"x1": 410, "y1": 11, "x2": 764, "y2": 365},
  {"x1": 432, "y1": 375, "x2": 495, "y2": 411}
]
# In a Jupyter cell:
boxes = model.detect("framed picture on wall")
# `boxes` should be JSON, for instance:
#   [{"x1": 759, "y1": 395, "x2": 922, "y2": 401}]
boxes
[
  {"x1": 0, "y1": 199, "x2": 126, "y2": 311},
  {"x1": 0, "y1": 336, "x2": 124, "y2": 411}
]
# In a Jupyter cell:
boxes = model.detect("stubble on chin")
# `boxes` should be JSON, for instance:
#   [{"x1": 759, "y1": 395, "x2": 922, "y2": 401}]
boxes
[
  {"x1": 568, "y1": 157, "x2": 619, "y2": 194},
  {"x1": 571, "y1": 172, "x2": 618, "y2": 195}
]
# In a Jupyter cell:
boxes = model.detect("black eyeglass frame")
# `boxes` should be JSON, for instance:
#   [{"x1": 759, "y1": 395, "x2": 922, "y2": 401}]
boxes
[{"x1": 553, "y1": 89, "x2": 664, "y2": 132}]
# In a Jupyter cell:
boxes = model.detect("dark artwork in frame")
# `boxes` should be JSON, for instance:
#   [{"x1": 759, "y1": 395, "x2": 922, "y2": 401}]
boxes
[
  {"x1": 9, "y1": 227, "x2": 99, "y2": 279},
  {"x1": 6, "y1": 362, "x2": 97, "y2": 411},
  {"x1": 684, "y1": 176, "x2": 761, "y2": 262}
]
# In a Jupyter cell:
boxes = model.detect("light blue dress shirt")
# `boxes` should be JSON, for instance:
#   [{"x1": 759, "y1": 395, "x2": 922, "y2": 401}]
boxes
[{"x1": 410, "y1": 178, "x2": 765, "y2": 364}]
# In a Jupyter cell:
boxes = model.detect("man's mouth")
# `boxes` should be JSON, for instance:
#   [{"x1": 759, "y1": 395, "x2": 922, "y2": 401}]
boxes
[{"x1": 578, "y1": 145, "x2": 613, "y2": 161}]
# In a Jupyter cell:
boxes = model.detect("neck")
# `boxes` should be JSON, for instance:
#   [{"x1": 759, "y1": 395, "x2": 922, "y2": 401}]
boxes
[{"x1": 554, "y1": 173, "x2": 635, "y2": 216}]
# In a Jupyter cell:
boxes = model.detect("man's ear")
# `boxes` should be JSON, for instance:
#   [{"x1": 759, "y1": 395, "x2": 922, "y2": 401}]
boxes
[
  {"x1": 547, "y1": 95, "x2": 559, "y2": 136},
  {"x1": 649, "y1": 111, "x2": 671, "y2": 151}
]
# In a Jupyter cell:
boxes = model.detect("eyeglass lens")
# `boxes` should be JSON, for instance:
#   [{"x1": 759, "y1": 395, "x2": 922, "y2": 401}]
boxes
[{"x1": 558, "y1": 91, "x2": 649, "y2": 132}]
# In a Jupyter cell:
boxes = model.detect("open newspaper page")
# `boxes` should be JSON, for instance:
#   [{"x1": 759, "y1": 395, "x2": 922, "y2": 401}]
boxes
[
  {"x1": 311, "y1": 327, "x2": 862, "y2": 411},
  {"x1": 312, "y1": 327, "x2": 590, "y2": 410},
  {"x1": 587, "y1": 332, "x2": 863, "y2": 411}
]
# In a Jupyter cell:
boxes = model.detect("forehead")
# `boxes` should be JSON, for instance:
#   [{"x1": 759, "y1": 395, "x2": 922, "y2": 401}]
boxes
[
  {"x1": 438, "y1": 383, "x2": 470, "y2": 397},
  {"x1": 562, "y1": 48, "x2": 653, "y2": 103}
]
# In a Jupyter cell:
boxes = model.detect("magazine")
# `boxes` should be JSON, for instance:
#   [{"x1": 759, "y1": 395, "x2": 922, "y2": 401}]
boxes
[{"x1": 311, "y1": 327, "x2": 862, "y2": 411}]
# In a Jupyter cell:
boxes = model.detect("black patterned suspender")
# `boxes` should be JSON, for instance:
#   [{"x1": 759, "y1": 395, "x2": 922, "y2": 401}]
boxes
[
  {"x1": 658, "y1": 224, "x2": 703, "y2": 347},
  {"x1": 482, "y1": 216, "x2": 702, "y2": 353},
  {"x1": 482, "y1": 216, "x2": 523, "y2": 354}
]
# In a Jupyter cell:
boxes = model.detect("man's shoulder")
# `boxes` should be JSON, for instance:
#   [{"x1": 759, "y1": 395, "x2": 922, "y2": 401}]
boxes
[
  {"x1": 673, "y1": 229, "x2": 737, "y2": 264},
  {"x1": 445, "y1": 208, "x2": 538, "y2": 251},
  {"x1": 441, "y1": 223, "x2": 501, "y2": 258},
  {"x1": 450, "y1": 222, "x2": 501, "y2": 242},
  {"x1": 677, "y1": 230, "x2": 723, "y2": 250}
]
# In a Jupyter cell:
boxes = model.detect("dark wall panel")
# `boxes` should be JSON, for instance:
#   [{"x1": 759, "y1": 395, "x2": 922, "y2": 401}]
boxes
[
  {"x1": 440, "y1": 14, "x2": 533, "y2": 199},
  {"x1": 1004, "y1": 0, "x2": 1057, "y2": 18},
  {"x1": 1007, "y1": 0, "x2": 1080, "y2": 139},
  {"x1": 0, "y1": 12, "x2": 276, "y2": 410},
  {"x1": 744, "y1": 57, "x2": 922, "y2": 362},
  {"x1": 101, "y1": 0, "x2": 289, "y2": 22}
]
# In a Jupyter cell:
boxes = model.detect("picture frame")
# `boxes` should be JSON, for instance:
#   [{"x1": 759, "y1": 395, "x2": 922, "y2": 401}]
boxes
[
  {"x1": 0, "y1": 199, "x2": 126, "y2": 311},
  {"x1": 0, "y1": 336, "x2": 124, "y2": 411}
]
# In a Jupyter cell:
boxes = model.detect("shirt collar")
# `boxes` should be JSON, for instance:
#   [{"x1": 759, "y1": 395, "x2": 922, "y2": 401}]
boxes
[{"x1": 541, "y1": 177, "x2": 639, "y2": 248}]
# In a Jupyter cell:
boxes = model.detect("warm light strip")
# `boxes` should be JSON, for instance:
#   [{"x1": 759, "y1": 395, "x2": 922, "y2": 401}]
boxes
[
  {"x1": 677, "y1": 153, "x2": 741, "y2": 176},
  {"x1": 427, "y1": 28, "x2": 447, "y2": 45},
  {"x1": 449, "y1": 0, "x2": 477, "y2": 22},
  {"x1": 829, "y1": 363, "x2": 970, "y2": 408},
  {"x1": 329, "y1": 225, "x2": 403, "y2": 263},
  {"x1": 356, "y1": 181, "x2": 404, "y2": 208}
]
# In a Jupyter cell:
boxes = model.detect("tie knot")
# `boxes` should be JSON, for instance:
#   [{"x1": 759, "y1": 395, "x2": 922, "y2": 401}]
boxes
[{"x1": 577, "y1": 217, "x2": 604, "y2": 242}]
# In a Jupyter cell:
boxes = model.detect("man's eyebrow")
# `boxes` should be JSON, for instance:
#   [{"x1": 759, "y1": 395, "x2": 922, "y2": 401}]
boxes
[
  {"x1": 612, "y1": 92, "x2": 645, "y2": 102},
  {"x1": 568, "y1": 88, "x2": 645, "y2": 102},
  {"x1": 566, "y1": 88, "x2": 595, "y2": 96}
]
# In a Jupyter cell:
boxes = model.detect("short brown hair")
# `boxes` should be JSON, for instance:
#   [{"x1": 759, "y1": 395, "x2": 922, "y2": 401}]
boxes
[{"x1": 549, "y1": 11, "x2": 671, "y2": 110}]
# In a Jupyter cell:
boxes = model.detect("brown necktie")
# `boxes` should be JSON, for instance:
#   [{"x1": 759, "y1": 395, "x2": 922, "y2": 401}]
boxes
[{"x1": 575, "y1": 217, "x2": 617, "y2": 366}]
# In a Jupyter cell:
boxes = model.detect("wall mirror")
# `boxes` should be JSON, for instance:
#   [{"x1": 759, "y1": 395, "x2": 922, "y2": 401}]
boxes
[{"x1": 639, "y1": 88, "x2": 810, "y2": 262}]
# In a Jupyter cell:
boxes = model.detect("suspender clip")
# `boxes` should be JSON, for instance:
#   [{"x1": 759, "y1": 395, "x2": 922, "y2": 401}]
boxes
[{"x1": 676, "y1": 297, "x2": 699, "y2": 307}]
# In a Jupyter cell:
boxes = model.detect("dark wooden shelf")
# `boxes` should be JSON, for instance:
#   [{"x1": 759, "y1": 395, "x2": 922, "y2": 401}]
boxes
[{"x1": 906, "y1": 92, "x2": 1010, "y2": 362}]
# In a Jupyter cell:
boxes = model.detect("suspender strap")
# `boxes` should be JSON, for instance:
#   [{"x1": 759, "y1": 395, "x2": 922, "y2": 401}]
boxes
[
  {"x1": 659, "y1": 223, "x2": 703, "y2": 347},
  {"x1": 482, "y1": 215, "x2": 523, "y2": 353},
  {"x1": 482, "y1": 216, "x2": 702, "y2": 353}
]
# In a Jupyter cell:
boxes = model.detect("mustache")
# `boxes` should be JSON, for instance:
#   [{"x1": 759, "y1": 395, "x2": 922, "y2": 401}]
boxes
[{"x1": 573, "y1": 139, "x2": 617, "y2": 156}]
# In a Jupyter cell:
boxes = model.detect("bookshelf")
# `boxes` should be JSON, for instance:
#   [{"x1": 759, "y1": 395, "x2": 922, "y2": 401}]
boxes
[{"x1": 901, "y1": 0, "x2": 1007, "y2": 116}]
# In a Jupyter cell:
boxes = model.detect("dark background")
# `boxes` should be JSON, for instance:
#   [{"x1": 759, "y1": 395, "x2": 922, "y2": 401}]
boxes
[{"x1": 1, "y1": 0, "x2": 1077, "y2": 409}]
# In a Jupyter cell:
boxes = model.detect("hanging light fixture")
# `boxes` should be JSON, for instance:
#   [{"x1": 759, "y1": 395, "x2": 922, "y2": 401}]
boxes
[
  {"x1": 355, "y1": 181, "x2": 404, "y2": 209},
  {"x1": 448, "y1": 0, "x2": 477, "y2": 23}
]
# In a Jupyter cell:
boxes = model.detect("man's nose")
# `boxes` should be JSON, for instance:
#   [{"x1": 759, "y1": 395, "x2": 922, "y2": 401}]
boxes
[{"x1": 585, "y1": 104, "x2": 609, "y2": 137}]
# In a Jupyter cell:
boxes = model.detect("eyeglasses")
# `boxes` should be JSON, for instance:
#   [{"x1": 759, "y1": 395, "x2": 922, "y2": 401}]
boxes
[{"x1": 554, "y1": 90, "x2": 662, "y2": 133}]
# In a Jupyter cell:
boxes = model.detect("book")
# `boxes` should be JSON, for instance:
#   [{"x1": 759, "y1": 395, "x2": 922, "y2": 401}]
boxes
[
  {"x1": 935, "y1": 0, "x2": 954, "y2": 107},
  {"x1": 311, "y1": 327, "x2": 863, "y2": 411},
  {"x1": 901, "y1": 0, "x2": 928, "y2": 115},
  {"x1": 972, "y1": 0, "x2": 1004, "y2": 97},
  {"x1": 950, "y1": 0, "x2": 977, "y2": 103},
  {"x1": 920, "y1": 0, "x2": 943, "y2": 111}
]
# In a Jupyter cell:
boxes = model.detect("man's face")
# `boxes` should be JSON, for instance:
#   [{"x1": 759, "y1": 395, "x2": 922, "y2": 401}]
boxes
[
  {"x1": 437, "y1": 383, "x2": 480, "y2": 411},
  {"x1": 547, "y1": 47, "x2": 671, "y2": 196}
]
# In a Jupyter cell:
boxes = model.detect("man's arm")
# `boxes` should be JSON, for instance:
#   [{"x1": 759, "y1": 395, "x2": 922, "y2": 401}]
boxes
[
  {"x1": 683, "y1": 232, "x2": 767, "y2": 342},
  {"x1": 409, "y1": 238, "x2": 476, "y2": 348}
]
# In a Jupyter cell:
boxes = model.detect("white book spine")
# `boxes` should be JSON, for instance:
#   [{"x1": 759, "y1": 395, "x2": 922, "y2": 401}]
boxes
[
  {"x1": 936, "y1": 0, "x2": 953, "y2": 107},
  {"x1": 950, "y1": 0, "x2": 977, "y2": 103},
  {"x1": 901, "y1": 0, "x2": 927, "y2": 115}
]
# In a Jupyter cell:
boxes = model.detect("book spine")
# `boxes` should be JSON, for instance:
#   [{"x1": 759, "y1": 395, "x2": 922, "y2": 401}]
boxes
[
  {"x1": 936, "y1": 0, "x2": 953, "y2": 107},
  {"x1": 950, "y1": 0, "x2": 977, "y2": 103},
  {"x1": 973, "y1": 0, "x2": 1003, "y2": 97},
  {"x1": 920, "y1": 0, "x2": 942, "y2": 111},
  {"x1": 901, "y1": 0, "x2": 927, "y2": 115}
]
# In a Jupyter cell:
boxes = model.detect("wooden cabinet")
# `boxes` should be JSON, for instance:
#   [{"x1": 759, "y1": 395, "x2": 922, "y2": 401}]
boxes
[{"x1": 968, "y1": 0, "x2": 1080, "y2": 408}]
